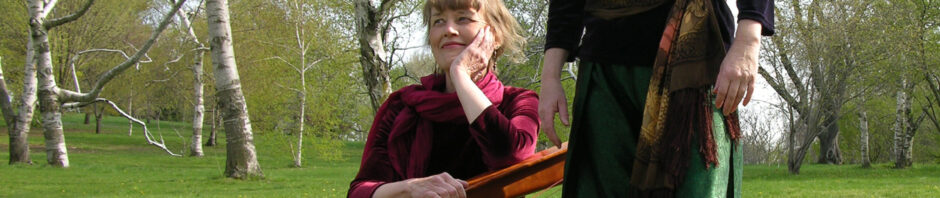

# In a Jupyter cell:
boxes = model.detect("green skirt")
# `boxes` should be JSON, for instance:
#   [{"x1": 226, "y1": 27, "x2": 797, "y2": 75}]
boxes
[{"x1": 561, "y1": 62, "x2": 741, "y2": 198}]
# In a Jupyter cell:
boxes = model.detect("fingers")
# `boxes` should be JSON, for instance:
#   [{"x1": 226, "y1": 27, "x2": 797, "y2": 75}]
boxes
[
  {"x1": 439, "y1": 173, "x2": 465, "y2": 198},
  {"x1": 722, "y1": 79, "x2": 741, "y2": 115},
  {"x1": 743, "y1": 78, "x2": 755, "y2": 106},
  {"x1": 538, "y1": 97, "x2": 564, "y2": 148},
  {"x1": 558, "y1": 99, "x2": 570, "y2": 126},
  {"x1": 714, "y1": 78, "x2": 728, "y2": 111}
]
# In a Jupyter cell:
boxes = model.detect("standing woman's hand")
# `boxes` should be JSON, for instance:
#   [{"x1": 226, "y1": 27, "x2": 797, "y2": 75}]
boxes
[
  {"x1": 714, "y1": 19, "x2": 762, "y2": 115},
  {"x1": 538, "y1": 48, "x2": 571, "y2": 148}
]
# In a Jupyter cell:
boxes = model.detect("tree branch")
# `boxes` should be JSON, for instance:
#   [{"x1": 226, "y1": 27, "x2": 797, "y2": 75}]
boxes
[
  {"x1": 0, "y1": 57, "x2": 15, "y2": 125},
  {"x1": 759, "y1": 66, "x2": 800, "y2": 111},
  {"x1": 62, "y1": 98, "x2": 181, "y2": 156},
  {"x1": 44, "y1": 0, "x2": 95, "y2": 30},
  {"x1": 56, "y1": 0, "x2": 187, "y2": 103}
]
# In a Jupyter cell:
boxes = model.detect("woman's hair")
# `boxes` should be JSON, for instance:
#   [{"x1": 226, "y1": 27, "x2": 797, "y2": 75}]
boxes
[{"x1": 423, "y1": 0, "x2": 526, "y2": 72}]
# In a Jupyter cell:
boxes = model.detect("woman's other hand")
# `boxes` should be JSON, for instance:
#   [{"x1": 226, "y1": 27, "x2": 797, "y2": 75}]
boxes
[
  {"x1": 404, "y1": 173, "x2": 469, "y2": 198},
  {"x1": 714, "y1": 19, "x2": 762, "y2": 116}
]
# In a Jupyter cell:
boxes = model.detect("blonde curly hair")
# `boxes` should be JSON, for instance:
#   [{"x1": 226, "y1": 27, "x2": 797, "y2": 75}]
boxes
[{"x1": 423, "y1": 0, "x2": 526, "y2": 73}]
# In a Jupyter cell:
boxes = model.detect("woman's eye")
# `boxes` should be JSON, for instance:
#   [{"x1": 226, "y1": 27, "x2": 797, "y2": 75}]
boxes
[
  {"x1": 458, "y1": 17, "x2": 473, "y2": 23},
  {"x1": 432, "y1": 19, "x2": 444, "y2": 25}
]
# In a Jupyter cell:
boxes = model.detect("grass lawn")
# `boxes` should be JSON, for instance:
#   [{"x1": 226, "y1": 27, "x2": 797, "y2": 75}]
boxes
[{"x1": 1, "y1": 114, "x2": 938, "y2": 197}]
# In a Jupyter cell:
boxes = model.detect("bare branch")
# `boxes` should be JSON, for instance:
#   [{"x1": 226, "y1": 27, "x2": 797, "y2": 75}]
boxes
[
  {"x1": 63, "y1": 98, "x2": 181, "y2": 156},
  {"x1": 44, "y1": 0, "x2": 95, "y2": 30},
  {"x1": 274, "y1": 82, "x2": 302, "y2": 94},
  {"x1": 56, "y1": 0, "x2": 188, "y2": 103},
  {"x1": 0, "y1": 57, "x2": 15, "y2": 125},
  {"x1": 40, "y1": 0, "x2": 59, "y2": 18}
]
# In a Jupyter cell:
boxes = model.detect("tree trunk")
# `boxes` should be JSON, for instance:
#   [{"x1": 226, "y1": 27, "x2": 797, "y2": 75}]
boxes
[
  {"x1": 205, "y1": 108, "x2": 217, "y2": 146},
  {"x1": 207, "y1": 0, "x2": 263, "y2": 179},
  {"x1": 84, "y1": 113, "x2": 90, "y2": 124},
  {"x1": 294, "y1": 74, "x2": 305, "y2": 168},
  {"x1": 94, "y1": 103, "x2": 101, "y2": 134},
  {"x1": 816, "y1": 115, "x2": 842, "y2": 164},
  {"x1": 354, "y1": 0, "x2": 395, "y2": 113},
  {"x1": 190, "y1": 51, "x2": 205, "y2": 157},
  {"x1": 178, "y1": 0, "x2": 207, "y2": 157},
  {"x1": 894, "y1": 78, "x2": 915, "y2": 169},
  {"x1": 858, "y1": 109, "x2": 871, "y2": 168},
  {"x1": 30, "y1": 0, "x2": 69, "y2": 167},
  {"x1": 2, "y1": 54, "x2": 34, "y2": 164},
  {"x1": 127, "y1": 99, "x2": 133, "y2": 136}
]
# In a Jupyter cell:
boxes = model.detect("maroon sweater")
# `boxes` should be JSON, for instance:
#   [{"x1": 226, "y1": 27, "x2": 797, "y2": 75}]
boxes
[{"x1": 348, "y1": 75, "x2": 539, "y2": 198}]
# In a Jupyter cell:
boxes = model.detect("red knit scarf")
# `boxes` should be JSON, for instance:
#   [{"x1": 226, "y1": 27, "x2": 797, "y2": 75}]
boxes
[{"x1": 384, "y1": 72, "x2": 504, "y2": 179}]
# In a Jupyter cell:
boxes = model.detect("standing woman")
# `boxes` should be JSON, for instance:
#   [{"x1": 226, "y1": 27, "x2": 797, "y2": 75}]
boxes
[
  {"x1": 348, "y1": 0, "x2": 537, "y2": 197},
  {"x1": 539, "y1": 0, "x2": 773, "y2": 197}
]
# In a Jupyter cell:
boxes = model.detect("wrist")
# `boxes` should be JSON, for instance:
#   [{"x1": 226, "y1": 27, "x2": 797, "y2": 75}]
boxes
[{"x1": 734, "y1": 19, "x2": 762, "y2": 46}]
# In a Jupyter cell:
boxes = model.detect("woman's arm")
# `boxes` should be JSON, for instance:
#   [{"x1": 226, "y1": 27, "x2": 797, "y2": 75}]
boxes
[
  {"x1": 538, "y1": 48, "x2": 570, "y2": 148},
  {"x1": 539, "y1": 0, "x2": 585, "y2": 148},
  {"x1": 714, "y1": 19, "x2": 762, "y2": 115},
  {"x1": 450, "y1": 28, "x2": 496, "y2": 123},
  {"x1": 468, "y1": 90, "x2": 539, "y2": 168}
]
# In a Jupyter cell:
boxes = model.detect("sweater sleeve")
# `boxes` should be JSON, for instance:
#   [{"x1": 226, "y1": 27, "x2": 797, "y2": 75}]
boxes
[
  {"x1": 737, "y1": 0, "x2": 775, "y2": 36},
  {"x1": 468, "y1": 89, "x2": 539, "y2": 169},
  {"x1": 544, "y1": 0, "x2": 586, "y2": 62},
  {"x1": 348, "y1": 100, "x2": 401, "y2": 198}
]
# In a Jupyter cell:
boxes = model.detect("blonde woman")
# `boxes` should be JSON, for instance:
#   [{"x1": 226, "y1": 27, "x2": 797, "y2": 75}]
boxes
[{"x1": 348, "y1": 0, "x2": 536, "y2": 197}]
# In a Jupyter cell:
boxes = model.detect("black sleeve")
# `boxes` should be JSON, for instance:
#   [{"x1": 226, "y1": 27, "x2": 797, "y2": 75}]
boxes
[
  {"x1": 737, "y1": 0, "x2": 775, "y2": 36},
  {"x1": 544, "y1": 0, "x2": 586, "y2": 62}
]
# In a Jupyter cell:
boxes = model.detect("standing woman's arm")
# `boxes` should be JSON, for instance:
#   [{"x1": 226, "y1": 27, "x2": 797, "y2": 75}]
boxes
[
  {"x1": 539, "y1": 0, "x2": 586, "y2": 147},
  {"x1": 713, "y1": 0, "x2": 775, "y2": 115}
]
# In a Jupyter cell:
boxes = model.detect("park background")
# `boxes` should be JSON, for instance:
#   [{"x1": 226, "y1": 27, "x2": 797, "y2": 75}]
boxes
[{"x1": 0, "y1": 0, "x2": 938, "y2": 197}]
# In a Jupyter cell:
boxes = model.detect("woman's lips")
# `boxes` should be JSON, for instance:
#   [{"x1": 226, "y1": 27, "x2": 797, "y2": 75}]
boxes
[{"x1": 441, "y1": 42, "x2": 466, "y2": 49}]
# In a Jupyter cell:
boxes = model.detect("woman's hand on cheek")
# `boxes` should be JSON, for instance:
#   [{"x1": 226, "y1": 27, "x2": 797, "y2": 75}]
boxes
[
  {"x1": 451, "y1": 26, "x2": 497, "y2": 80},
  {"x1": 404, "y1": 172, "x2": 469, "y2": 198}
]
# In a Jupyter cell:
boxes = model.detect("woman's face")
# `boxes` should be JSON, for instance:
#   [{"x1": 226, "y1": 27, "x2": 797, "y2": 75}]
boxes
[{"x1": 428, "y1": 7, "x2": 487, "y2": 72}]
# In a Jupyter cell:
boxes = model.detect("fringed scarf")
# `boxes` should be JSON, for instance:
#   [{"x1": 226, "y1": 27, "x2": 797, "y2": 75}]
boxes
[
  {"x1": 385, "y1": 72, "x2": 505, "y2": 179},
  {"x1": 589, "y1": 0, "x2": 743, "y2": 195}
]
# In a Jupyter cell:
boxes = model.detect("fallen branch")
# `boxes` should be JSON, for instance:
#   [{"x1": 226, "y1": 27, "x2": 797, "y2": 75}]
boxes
[{"x1": 63, "y1": 98, "x2": 181, "y2": 156}]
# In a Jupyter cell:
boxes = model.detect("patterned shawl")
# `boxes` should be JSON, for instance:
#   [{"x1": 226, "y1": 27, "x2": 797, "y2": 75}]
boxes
[{"x1": 592, "y1": 0, "x2": 742, "y2": 195}]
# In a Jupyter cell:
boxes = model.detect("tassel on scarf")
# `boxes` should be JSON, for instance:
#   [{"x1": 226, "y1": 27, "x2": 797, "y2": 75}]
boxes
[{"x1": 656, "y1": 88, "x2": 714, "y2": 188}]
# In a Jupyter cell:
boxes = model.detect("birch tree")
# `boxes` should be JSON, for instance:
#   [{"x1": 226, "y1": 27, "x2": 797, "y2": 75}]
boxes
[
  {"x1": 206, "y1": 0, "x2": 263, "y2": 178},
  {"x1": 857, "y1": 106, "x2": 871, "y2": 168},
  {"x1": 262, "y1": 0, "x2": 326, "y2": 168},
  {"x1": 892, "y1": 78, "x2": 925, "y2": 169},
  {"x1": 10, "y1": 0, "x2": 190, "y2": 166},
  {"x1": 883, "y1": 0, "x2": 937, "y2": 169},
  {"x1": 168, "y1": 0, "x2": 210, "y2": 157},
  {"x1": 354, "y1": 0, "x2": 413, "y2": 112}
]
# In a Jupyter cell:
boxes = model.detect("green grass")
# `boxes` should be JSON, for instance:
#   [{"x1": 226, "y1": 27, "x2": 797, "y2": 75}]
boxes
[
  {"x1": 0, "y1": 113, "x2": 362, "y2": 197},
  {"x1": 2, "y1": 114, "x2": 938, "y2": 197},
  {"x1": 743, "y1": 163, "x2": 940, "y2": 197}
]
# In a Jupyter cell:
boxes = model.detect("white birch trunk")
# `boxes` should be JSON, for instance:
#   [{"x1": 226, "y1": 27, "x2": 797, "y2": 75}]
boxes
[
  {"x1": 894, "y1": 78, "x2": 915, "y2": 169},
  {"x1": 7, "y1": 37, "x2": 37, "y2": 164},
  {"x1": 354, "y1": 0, "x2": 396, "y2": 112},
  {"x1": 858, "y1": 109, "x2": 870, "y2": 168},
  {"x1": 190, "y1": 52, "x2": 205, "y2": 157},
  {"x1": 128, "y1": 99, "x2": 133, "y2": 136},
  {"x1": 207, "y1": 0, "x2": 263, "y2": 178},
  {"x1": 176, "y1": 4, "x2": 206, "y2": 157},
  {"x1": 29, "y1": 0, "x2": 70, "y2": 167}
]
